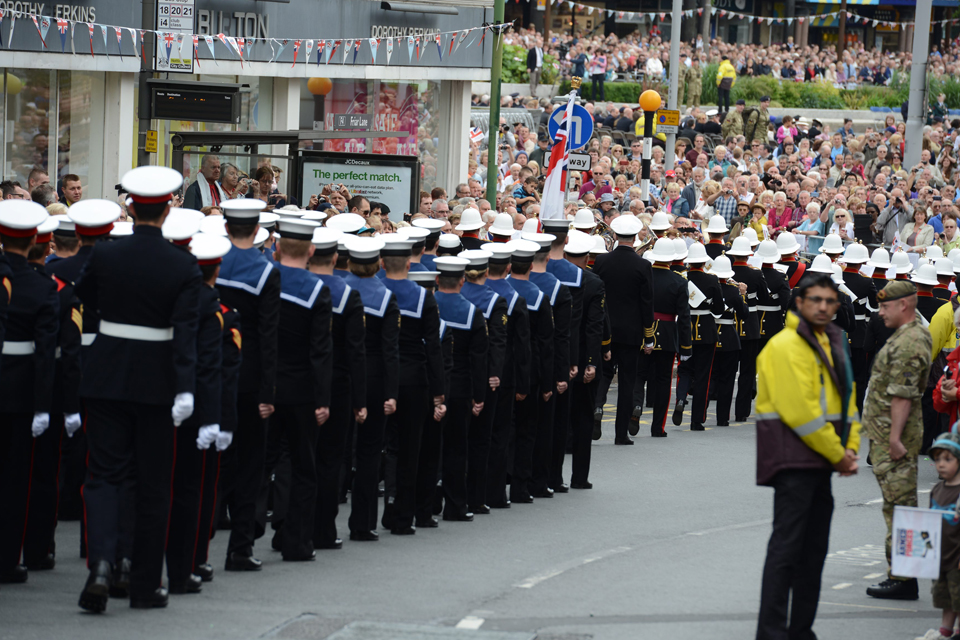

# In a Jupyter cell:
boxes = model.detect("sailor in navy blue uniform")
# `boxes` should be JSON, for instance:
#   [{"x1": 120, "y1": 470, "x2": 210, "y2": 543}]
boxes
[
  {"x1": 343, "y1": 236, "x2": 400, "y2": 541},
  {"x1": 22, "y1": 217, "x2": 81, "y2": 573},
  {"x1": 327, "y1": 213, "x2": 366, "y2": 280},
  {"x1": 307, "y1": 228, "x2": 366, "y2": 550},
  {"x1": 0, "y1": 202, "x2": 58, "y2": 586},
  {"x1": 524, "y1": 231, "x2": 571, "y2": 497},
  {"x1": 434, "y1": 256, "x2": 488, "y2": 521},
  {"x1": 397, "y1": 226, "x2": 431, "y2": 272},
  {"x1": 480, "y1": 243, "x2": 531, "y2": 507},
  {"x1": 412, "y1": 218, "x2": 444, "y2": 271},
  {"x1": 379, "y1": 235, "x2": 445, "y2": 534},
  {"x1": 437, "y1": 233, "x2": 464, "y2": 257},
  {"x1": 271, "y1": 218, "x2": 333, "y2": 560},
  {"x1": 164, "y1": 228, "x2": 228, "y2": 596},
  {"x1": 543, "y1": 218, "x2": 583, "y2": 493},
  {"x1": 506, "y1": 239, "x2": 554, "y2": 503},
  {"x1": 458, "y1": 249, "x2": 508, "y2": 514},
  {"x1": 562, "y1": 231, "x2": 604, "y2": 489},
  {"x1": 76, "y1": 166, "x2": 201, "y2": 612},
  {"x1": 214, "y1": 198, "x2": 278, "y2": 573},
  {"x1": 49, "y1": 200, "x2": 121, "y2": 543}
]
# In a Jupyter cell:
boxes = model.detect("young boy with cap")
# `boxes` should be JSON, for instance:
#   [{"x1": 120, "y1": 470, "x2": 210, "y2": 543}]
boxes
[
  {"x1": 378, "y1": 234, "x2": 444, "y2": 534},
  {"x1": 922, "y1": 428, "x2": 960, "y2": 640},
  {"x1": 344, "y1": 236, "x2": 400, "y2": 541},
  {"x1": 434, "y1": 256, "x2": 488, "y2": 521},
  {"x1": 481, "y1": 242, "x2": 532, "y2": 507},
  {"x1": 76, "y1": 166, "x2": 201, "y2": 611},
  {"x1": 215, "y1": 198, "x2": 279, "y2": 574},
  {"x1": 0, "y1": 202, "x2": 58, "y2": 586},
  {"x1": 307, "y1": 228, "x2": 366, "y2": 550}
]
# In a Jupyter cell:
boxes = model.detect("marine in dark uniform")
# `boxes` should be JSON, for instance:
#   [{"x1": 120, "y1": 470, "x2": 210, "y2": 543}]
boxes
[
  {"x1": 457, "y1": 210, "x2": 488, "y2": 251},
  {"x1": 839, "y1": 248, "x2": 877, "y2": 414},
  {"x1": 775, "y1": 232, "x2": 807, "y2": 289},
  {"x1": 934, "y1": 259, "x2": 954, "y2": 302},
  {"x1": 704, "y1": 217, "x2": 730, "y2": 261},
  {"x1": 756, "y1": 242, "x2": 791, "y2": 352},
  {"x1": 76, "y1": 167, "x2": 201, "y2": 611},
  {"x1": 308, "y1": 228, "x2": 366, "y2": 549},
  {"x1": 481, "y1": 243, "x2": 531, "y2": 507},
  {"x1": 729, "y1": 237, "x2": 771, "y2": 422},
  {"x1": 912, "y1": 265, "x2": 950, "y2": 454},
  {"x1": 0, "y1": 203, "x2": 58, "y2": 585},
  {"x1": 434, "y1": 256, "x2": 488, "y2": 520},
  {"x1": 710, "y1": 256, "x2": 748, "y2": 426}
]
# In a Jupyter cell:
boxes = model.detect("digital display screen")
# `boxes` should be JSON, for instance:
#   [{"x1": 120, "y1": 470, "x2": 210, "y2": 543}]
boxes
[{"x1": 152, "y1": 89, "x2": 237, "y2": 123}]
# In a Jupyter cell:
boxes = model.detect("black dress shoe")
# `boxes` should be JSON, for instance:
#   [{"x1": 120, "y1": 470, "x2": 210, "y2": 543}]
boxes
[
  {"x1": 614, "y1": 437, "x2": 635, "y2": 445},
  {"x1": 78, "y1": 560, "x2": 112, "y2": 613},
  {"x1": 194, "y1": 563, "x2": 214, "y2": 582},
  {"x1": 691, "y1": 423, "x2": 705, "y2": 431},
  {"x1": 0, "y1": 564, "x2": 28, "y2": 584},
  {"x1": 511, "y1": 494, "x2": 534, "y2": 503},
  {"x1": 130, "y1": 587, "x2": 169, "y2": 609},
  {"x1": 390, "y1": 527, "x2": 416, "y2": 536},
  {"x1": 469, "y1": 504, "x2": 491, "y2": 514},
  {"x1": 25, "y1": 553, "x2": 55, "y2": 571},
  {"x1": 224, "y1": 553, "x2": 262, "y2": 572},
  {"x1": 282, "y1": 551, "x2": 316, "y2": 562},
  {"x1": 169, "y1": 574, "x2": 203, "y2": 594},
  {"x1": 315, "y1": 538, "x2": 343, "y2": 550},
  {"x1": 866, "y1": 578, "x2": 919, "y2": 600},
  {"x1": 442, "y1": 512, "x2": 474, "y2": 522},
  {"x1": 735, "y1": 415, "x2": 748, "y2": 422},
  {"x1": 592, "y1": 408, "x2": 603, "y2": 440},
  {"x1": 531, "y1": 489, "x2": 554, "y2": 499},
  {"x1": 651, "y1": 430, "x2": 668, "y2": 438},
  {"x1": 716, "y1": 421, "x2": 730, "y2": 427},
  {"x1": 552, "y1": 484, "x2": 569, "y2": 494},
  {"x1": 488, "y1": 501, "x2": 511, "y2": 509},
  {"x1": 570, "y1": 481, "x2": 593, "y2": 489},
  {"x1": 109, "y1": 558, "x2": 131, "y2": 598},
  {"x1": 672, "y1": 399, "x2": 686, "y2": 426},
  {"x1": 349, "y1": 530, "x2": 380, "y2": 541},
  {"x1": 415, "y1": 517, "x2": 439, "y2": 528},
  {"x1": 628, "y1": 406, "x2": 642, "y2": 436}
]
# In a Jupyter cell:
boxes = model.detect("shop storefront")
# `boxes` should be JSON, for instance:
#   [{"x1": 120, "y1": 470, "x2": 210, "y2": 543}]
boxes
[{"x1": 1, "y1": 0, "x2": 492, "y2": 202}]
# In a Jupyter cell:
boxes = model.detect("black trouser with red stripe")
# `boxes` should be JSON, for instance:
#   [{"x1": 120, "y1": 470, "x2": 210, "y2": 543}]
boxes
[
  {"x1": 735, "y1": 339, "x2": 760, "y2": 420},
  {"x1": 167, "y1": 421, "x2": 203, "y2": 586},
  {"x1": 82, "y1": 399, "x2": 174, "y2": 599},
  {"x1": 193, "y1": 448, "x2": 220, "y2": 570},
  {"x1": 713, "y1": 350, "x2": 740, "y2": 425},
  {"x1": 23, "y1": 415, "x2": 64, "y2": 566},
  {"x1": 637, "y1": 351, "x2": 676, "y2": 436},
  {"x1": 0, "y1": 412, "x2": 34, "y2": 574},
  {"x1": 675, "y1": 344, "x2": 717, "y2": 428}
]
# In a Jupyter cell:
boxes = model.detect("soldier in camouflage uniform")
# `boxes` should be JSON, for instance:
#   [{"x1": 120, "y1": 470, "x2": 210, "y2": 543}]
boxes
[
  {"x1": 721, "y1": 100, "x2": 745, "y2": 140},
  {"x1": 861, "y1": 281, "x2": 932, "y2": 601},
  {"x1": 685, "y1": 59, "x2": 703, "y2": 108},
  {"x1": 744, "y1": 96, "x2": 771, "y2": 147}
]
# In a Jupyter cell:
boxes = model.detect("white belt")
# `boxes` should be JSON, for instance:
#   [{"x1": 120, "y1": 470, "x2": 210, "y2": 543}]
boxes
[
  {"x1": 747, "y1": 292, "x2": 757, "y2": 299},
  {"x1": 857, "y1": 297, "x2": 868, "y2": 305},
  {"x1": 757, "y1": 305, "x2": 781, "y2": 312},
  {"x1": 691, "y1": 310, "x2": 713, "y2": 316},
  {"x1": 748, "y1": 306, "x2": 758, "y2": 313},
  {"x1": 99, "y1": 321, "x2": 174, "y2": 342},
  {"x1": 855, "y1": 314, "x2": 867, "y2": 321},
  {"x1": 81, "y1": 333, "x2": 97, "y2": 346},
  {"x1": 3, "y1": 341, "x2": 35, "y2": 355},
  {"x1": 716, "y1": 319, "x2": 735, "y2": 325},
  {"x1": 770, "y1": 293, "x2": 779, "y2": 300}
]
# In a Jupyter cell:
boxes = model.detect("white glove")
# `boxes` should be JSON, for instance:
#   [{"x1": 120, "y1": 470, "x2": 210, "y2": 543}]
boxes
[
  {"x1": 32, "y1": 412, "x2": 50, "y2": 438},
  {"x1": 65, "y1": 413, "x2": 83, "y2": 438},
  {"x1": 196, "y1": 424, "x2": 220, "y2": 450},
  {"x1": 680, "y1": 354, "x2": 692, "y2": 362},
  {"x1": 215, "y1": 431, "x2": 233, "y2": 452},
  {"x1": 171, "y1": 392, "x2": 194, "y2": 427}
]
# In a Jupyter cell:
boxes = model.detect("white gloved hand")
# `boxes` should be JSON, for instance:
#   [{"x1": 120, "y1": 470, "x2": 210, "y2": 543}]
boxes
[
  {"x1": 171, "y1": 392, "x2": 194, "y2": 427},
  {"x1": 65, "y1": 413, "x2": 83, "y2": 438},
  {"x1": 196, "y1": 424, "x2": 220, "y2": 450},
  {"x1": 680, "y1": 354, "x2": 692, "y2": 362},
  {"x1": 215, "y1": 431, "x2": 233, "y2": 452},
  {"x1": 32, "y1": 412, "x2": 50, "y2": 438}
]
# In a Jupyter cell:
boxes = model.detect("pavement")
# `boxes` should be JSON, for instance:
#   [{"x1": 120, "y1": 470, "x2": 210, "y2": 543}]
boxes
[{"x1": 0, "y1": 384, "x2": 941, "y2": 640}]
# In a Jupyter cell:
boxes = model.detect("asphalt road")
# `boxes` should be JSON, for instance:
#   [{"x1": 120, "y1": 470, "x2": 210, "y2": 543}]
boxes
[{"x1": 0, "y1": 385, "x2": 940, "y2": 640}]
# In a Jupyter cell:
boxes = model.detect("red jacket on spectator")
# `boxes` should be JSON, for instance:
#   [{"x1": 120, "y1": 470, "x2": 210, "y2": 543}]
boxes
[
  {"x1": 934, "y1": 347, "x2": 960, "y2": 426},
  {"x1": 769, "y1": 206, "x2": 794, "y2": 233}
]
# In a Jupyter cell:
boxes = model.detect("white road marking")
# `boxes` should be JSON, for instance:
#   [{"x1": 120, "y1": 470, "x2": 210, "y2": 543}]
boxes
[
  {"x1": 455, "y1": 616, "x2": 485, "y2": 630},
  {"x1": 831, "y1": 583, "x2": 853, "y2": 590},
  {"x1": 686, "y1": 519, "x2": 771, "y2": 536},
  {"x1": 864, "y1": 573, "x2": 885, "y2": 580},
  {"x1": 819, "y1": 600, "x2": 918, "y2": 613},
  {"x1": 514, "y1": 546, "x2": 632, "y2": 588}
]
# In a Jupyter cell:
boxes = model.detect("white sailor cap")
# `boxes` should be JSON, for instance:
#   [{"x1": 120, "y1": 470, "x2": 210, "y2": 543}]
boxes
[
  {"x1": 521, "y1": 231, "x2": 556, "y2": 252},
  {"x1": 189, "y1": 232, "x2": 232, "y2": 266},
  {"x1": 274, "y1": 208, "x2": 305, "y2": 221},
  {"x1": 434, "y1": 256, "x2": 470, "y2": 276},
  {"x1": 396, "y1": 226, "x2": 429, "y2": 248},
  {"x1": 54, "y1": 216, "x2": 76, "y2": 237},
  {"x1": 258, "y1": 212, "x2": 280, "y2": 229},
  {"x1": 408, "y1": 270, "x2": 440, "y2": 287},
  {"x1": 564, "y1": 229, "x2": 594, "y2": 256},
  {"x1": 0, "y1": 200, "x2": 48, "y2": 237},
  {"x1": 506, "y1": 239, "x2": 540, "y2": 262},
  {"x1": 110, "y1": 221, "x2": 134, "y2": 238},
  {"x1": 162, "y1": 208, "x2": 204, "y2": 245},
  {"x1": 120, "y1": 166, "x2": 183, "y2": 205},
  {"x1": 326, "y1": 213, "x2": 366, "y2": 234},
  {"x1": 311, "y1": 228, "x2": 342, "y2": 255},
  {"x1": 706, "y1": 109, "x2": 719, "y2": 117},
  {"x1": 253, "y1": 227, "x2": 270, "y2": 249},
  {"x1": 220, "y1": 199, "x2": 266, "y2": 223},
  {"x1": 35, "y1": 216, "x2": 59, "y2": 243},
  {"x1": 301, "y1": 211, "x2": 328, "y2": 223},
  {"x1": 381, "y1": 234, "x2": 416, "y2": 257},
  {"x1": 67, "y1": 199, "x2": 121, "y2": 236},
  {"x1": 412, "y1": 218, "x2": 445, "y2": 236},
  {"x1": 458, "y1": 249, "x2": 493, "y2": 269},
  {"x1": 610, "y1": 215, "x2": 642, "y2": 237},
  {"x1": 198, "y1": 215, "x2": 228, "y2": 236},
  {"x1": 437, "y1": 234, "x2": 463, "y2": 255},
  {"x1": 480, "y1": 242, "x2": 513, "y2": 264},
  {"x1": 344, "y1": 236, "x2": 384, "y2": 264},
  {"x1": 541, "y1": 217, "x2": 573, "y2": 234},
  {"x1": 276, "y1": 218, "x2": 320, "y2": 241}
]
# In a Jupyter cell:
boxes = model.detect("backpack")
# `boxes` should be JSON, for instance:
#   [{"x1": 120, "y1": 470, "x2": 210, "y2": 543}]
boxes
[{"x1": 742, "y1": 107, "x2": 760, "y2": 141}]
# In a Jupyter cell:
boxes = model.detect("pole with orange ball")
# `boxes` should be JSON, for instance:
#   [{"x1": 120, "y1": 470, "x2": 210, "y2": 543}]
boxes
[
  {"x1": 638, "y1": 89, "x2": 662, "y2": 209},
  {"x1": 307, "y1": 77, "x2": 333, "y2": 130}
]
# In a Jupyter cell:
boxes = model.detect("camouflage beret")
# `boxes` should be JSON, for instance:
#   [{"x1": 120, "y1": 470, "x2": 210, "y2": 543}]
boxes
[{"x1": 877, "y1": 280, "x2": 917, "y2": 302}]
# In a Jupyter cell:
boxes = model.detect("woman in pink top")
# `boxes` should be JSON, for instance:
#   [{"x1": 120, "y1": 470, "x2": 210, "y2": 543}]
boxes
[
  {"x1": 767, "y1": 191, "x2": 794, "y2": 234},
  {"x1": 776, "y1": 115, "x2": 799, "y2": 145}
]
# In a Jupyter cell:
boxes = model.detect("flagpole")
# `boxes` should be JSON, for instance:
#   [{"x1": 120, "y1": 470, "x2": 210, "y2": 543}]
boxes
[
  {"x1": 484, "y1": 0, "x2": 506, "y2": 206},
  {"x1": 136, "y1": 0, "x2": 155, "y2": 167}
]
